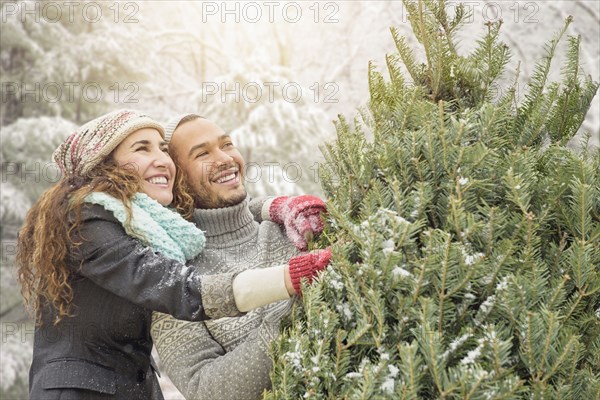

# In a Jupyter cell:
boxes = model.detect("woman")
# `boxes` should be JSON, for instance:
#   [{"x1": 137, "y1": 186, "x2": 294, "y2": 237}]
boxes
[{"x1": 16, "y1": 110, "x2": 328, "y2": 399}]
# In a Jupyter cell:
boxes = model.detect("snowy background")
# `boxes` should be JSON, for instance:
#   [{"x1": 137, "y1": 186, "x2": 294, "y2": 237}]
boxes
[{"x1": 1, "y1": 1, "x2": 598, "y2": 398}]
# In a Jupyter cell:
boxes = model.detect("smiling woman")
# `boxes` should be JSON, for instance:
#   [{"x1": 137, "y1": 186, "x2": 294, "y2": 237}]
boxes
[{"x1": 112, "y1": 128, "x2": 176, "y2": 206}]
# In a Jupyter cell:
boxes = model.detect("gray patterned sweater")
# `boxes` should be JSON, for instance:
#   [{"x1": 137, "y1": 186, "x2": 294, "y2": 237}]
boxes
[{"x1": 151, "y1": 198, "x2": 298, "y2": 400}]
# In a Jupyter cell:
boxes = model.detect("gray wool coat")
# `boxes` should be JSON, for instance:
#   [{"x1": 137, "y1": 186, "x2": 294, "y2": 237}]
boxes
[{"x1": 28, "y1": 204, "x2": 242, "y2": 400}]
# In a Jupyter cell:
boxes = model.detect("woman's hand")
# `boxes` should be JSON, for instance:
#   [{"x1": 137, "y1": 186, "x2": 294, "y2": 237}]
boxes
[{"x1": 284, "y1": 247, "x2": 332, "y2": 296}]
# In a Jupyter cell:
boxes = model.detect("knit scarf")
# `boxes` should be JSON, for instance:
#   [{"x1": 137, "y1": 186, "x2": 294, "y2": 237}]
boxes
[{"x1": 85, "y1": 192, "x2": 205, "y2": 263}]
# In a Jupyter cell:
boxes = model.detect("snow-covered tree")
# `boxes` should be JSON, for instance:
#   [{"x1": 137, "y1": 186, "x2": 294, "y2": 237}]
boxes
[
  {"x1": 1, "y1": 0, "x2": 151, "y2": 125},
  {"x1": 193, "y1": 62, "x2": 334, "y2": 196},
  {"x1": 0, "y1": 329, "x2": 32, "y2": 399},
  {"x1": 1, "y1": 116, "x2": 76, "y2": 212},
  {"x1": 267, "y1": 2, "x2": 599, "y2": 398}
]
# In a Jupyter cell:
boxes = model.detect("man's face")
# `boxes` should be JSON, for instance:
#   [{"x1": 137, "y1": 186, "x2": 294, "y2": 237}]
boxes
[{"x1": 170, "y1": 118, "x2": 246, "y2": 209}]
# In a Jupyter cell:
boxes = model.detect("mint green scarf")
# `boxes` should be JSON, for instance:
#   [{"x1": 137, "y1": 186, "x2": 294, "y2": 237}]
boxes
[{"x1": 85, "y1": 192, "x2": 204, "y2": 263}]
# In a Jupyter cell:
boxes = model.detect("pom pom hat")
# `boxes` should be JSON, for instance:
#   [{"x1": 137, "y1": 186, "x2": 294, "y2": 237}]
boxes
[{"x1": 53, "y1": 110, "x2": 165, "y2": 177}]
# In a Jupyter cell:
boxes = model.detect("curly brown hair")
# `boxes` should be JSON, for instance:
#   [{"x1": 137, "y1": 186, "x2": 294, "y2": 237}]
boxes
[
  {"x1": 16, "y1": 156, "x2": 195, "y2": 325},
  {"x1": 167, "y1": 114, "x2": 204, "y2": 216},
  {"x1": 172, "y1": 166, "x2": 201, "y2": 219}
]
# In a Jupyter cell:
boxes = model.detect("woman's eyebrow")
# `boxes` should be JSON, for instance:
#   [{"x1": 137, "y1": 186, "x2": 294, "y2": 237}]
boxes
[{"x1": 130, "y1": 140, "x2": 151, "y2": 148}]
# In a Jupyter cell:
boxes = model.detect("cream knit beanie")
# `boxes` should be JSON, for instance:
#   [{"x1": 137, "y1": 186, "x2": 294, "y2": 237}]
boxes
[
  {"x1": 53, "y1": 110, "x2": 164, "y2": 177},
  {"x1": 163, "y1": 113, "x2": 203, "y2": 144}
]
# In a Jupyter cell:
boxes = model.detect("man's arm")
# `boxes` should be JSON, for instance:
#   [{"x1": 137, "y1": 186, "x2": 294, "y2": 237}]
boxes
[
  {"x1": 247, "y1": 195, "x2": 273, "y2": 223},
  {"x1": 151, "y1": 305, "x2": 290, "y2": 400}
]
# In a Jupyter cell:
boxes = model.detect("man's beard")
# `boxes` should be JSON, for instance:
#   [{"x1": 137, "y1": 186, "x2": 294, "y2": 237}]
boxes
[
  {"x1": 193, "y1": 187, "x2": 247, "y2": 209},
  {"x1": 182, "y1": 162, "x2": 247, "y2": 209}
]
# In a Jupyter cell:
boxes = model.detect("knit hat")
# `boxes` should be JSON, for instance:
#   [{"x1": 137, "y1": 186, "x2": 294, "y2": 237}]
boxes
[
  {"x1": 53, "y1": 109, "x2": 165, "y2": 177},
  {"x1": 163, "y1": 113, "x2": 203, "y2": 144}
]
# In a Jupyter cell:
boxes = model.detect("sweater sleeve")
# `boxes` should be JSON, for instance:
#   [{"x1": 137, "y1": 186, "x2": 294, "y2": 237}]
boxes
[
  {"x1": 70, "y1": 204, "x2": 242, "y2": 320},
  {"x1": 247, "y1": 195, "x2": 275, "y2": 223},
  {"x1": 151, "y1": 301, "x2": 293, "y2": 400}
]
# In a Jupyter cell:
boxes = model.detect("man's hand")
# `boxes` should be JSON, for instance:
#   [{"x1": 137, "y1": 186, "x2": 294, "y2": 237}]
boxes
[{"x1": 269, "y1": 195, "x2": 326, "y2": 251}]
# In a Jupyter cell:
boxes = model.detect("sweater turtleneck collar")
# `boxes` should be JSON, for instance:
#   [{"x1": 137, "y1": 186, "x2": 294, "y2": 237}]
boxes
[{"x1": 192, "y1": 197, "x2": 257, "y2": 244}]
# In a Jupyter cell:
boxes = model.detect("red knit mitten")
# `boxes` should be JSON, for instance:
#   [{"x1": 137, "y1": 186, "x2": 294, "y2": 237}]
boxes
[
  {"x1": 288, "y1": 247, "x2": 332, "y2": 295},
  {"x1": 269, "y1": 195, "x2": 326, "y2": 251}
]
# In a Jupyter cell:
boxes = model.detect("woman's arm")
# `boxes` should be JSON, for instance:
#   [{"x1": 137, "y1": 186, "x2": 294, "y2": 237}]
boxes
[{"x1": 70, "y1": 204, "x2": 241, "y2": 320}]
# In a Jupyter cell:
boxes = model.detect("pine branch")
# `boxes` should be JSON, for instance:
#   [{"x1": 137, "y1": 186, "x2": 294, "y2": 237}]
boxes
[
  {"x1": 397, "y1": 341, "x2": 423, "y2": 399},
  {"x1": 392, "y1": 28, "x2": 420, "y2": 84},
  {"x1": 515, "y1": 17, "x2": 573, "y2": 145}
]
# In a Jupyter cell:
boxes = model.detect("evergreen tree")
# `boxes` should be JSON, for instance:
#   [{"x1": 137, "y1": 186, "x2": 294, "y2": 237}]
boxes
[{"x1": 267, "y1": 1, "x2": 599, "y2": 399}]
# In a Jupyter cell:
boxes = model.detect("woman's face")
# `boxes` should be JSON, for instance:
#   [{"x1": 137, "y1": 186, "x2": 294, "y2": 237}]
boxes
[{"x1": 112, "y1": 128, "x2": 176, "y2": 206}]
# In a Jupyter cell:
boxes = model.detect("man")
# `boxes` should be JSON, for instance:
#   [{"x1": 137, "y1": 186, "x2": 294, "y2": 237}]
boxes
[{"x1": 151, "y1": 114, "x2": 332, "y2": 400}]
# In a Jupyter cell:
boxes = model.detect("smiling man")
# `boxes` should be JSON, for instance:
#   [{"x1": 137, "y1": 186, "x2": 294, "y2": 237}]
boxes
[
  {"x1": 169, "y1": 116, "x2": 247, "y2": 209},
  {"x1": 151, "y1": 114, "x2": 332, "y2": 400}
]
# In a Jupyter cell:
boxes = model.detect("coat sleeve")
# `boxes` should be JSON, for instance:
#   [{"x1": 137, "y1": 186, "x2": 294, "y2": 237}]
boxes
[
  {"x1": 151, "y1": 301, "x2": 293, "y2": 400},
  {"x1": 69, "y1": 204, "x2": 242, "y2": 320}
]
